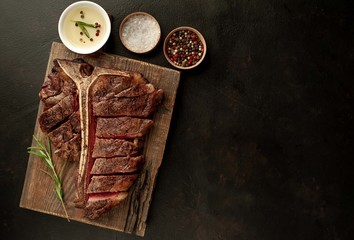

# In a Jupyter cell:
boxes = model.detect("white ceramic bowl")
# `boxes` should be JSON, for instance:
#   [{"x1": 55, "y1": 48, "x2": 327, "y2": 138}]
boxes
[{"x1": 58, "y1": 1, "x2": 111, "y2": 54}]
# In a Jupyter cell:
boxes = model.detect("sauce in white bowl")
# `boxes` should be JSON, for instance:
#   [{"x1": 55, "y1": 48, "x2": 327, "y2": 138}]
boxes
[{"x1": 58, "y1": 1, "x2": 111, "y2": 54}]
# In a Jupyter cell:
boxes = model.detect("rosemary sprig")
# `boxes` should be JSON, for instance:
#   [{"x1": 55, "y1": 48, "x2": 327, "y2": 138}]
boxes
[
  {"x1": 78, "y1": 23, "x2": 90, "y2": 38},
  {"x1": 27, "y1": 135, "x2": 70, "y2": 222},
  {"x1": 73, "y1": 20, "x2": 97, "y2": 38}
]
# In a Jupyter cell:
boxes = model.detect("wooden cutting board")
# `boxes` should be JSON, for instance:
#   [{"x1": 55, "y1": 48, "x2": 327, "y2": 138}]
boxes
[{"x1": 20, "y1": 42, "x2": 180, "y2": 236}]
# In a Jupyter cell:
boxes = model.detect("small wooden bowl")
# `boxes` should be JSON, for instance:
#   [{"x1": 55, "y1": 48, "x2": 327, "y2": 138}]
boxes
[
  {"x1": 119, "y1": 12, "x2": 161, "y2": 54},
  {"x1": 163, "y1": 26, "x2": 207, "y2": 70}
]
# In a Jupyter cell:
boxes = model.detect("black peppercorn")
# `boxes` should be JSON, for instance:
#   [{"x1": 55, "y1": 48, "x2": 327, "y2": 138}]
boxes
[{"x1": 166, "y1": 29, "x2": 204, "y2": 67}]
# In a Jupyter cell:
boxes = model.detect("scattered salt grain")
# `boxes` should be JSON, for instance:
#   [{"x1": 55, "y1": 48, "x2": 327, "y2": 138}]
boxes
[{"x1": 120, "y1": 13, "x2": 161, "y2": 53}]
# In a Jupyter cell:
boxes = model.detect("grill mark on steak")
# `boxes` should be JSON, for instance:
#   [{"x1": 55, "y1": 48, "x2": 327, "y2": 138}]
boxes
[
  {"x1": 39, "y1": 94, "x2": 78, "y2": 133},
  {"x1": 91, "y1": 156, "x2": 144, "y2": 175},
  {"x1": 92, "y1": 138, "x2": 141, "y2": 158},
  {"x1": 91, "y1": 72, "x2": 164, "y2": 118},
  {"x1": 96, "y1": 117, "x2": 153, "y2": 139},
  {"x1": 48, "y1": 111, "x2": 81, "y2": 147},
  {"x1": 92, "y1": 88, "x2": 163, "y2": 118},
  {"x1": 47, "y1": 111, "x2": 81, "y2": 161},
  {"x1": 87, "y1": 175, "x2": 138, "y2": 193},
  {"x1": 91, "y1": 75, "x2": 132, "y2": 102},
  {"x1": 53, "y1": 134, "x2": 81, "y2": 162},
  {"x1": 39, "y1": 60, "x2": 78, "y2": 110},
  {"x1": 91, "y1": 72, "x2": 146, "y2": 102},
  {"x1": 114, "y1": 83, "x2": 155, "y2": 98}
]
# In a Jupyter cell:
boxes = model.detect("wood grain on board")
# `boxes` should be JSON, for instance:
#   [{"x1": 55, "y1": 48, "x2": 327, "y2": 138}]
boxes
[{"x1": 20, "y1": 42, "x2": 180, "y2": 236}]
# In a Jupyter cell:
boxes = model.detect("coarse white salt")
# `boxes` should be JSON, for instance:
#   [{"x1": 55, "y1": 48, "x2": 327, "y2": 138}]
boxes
[{"x1": 120, "y1": 13, "x2": 161, "y2": 53}]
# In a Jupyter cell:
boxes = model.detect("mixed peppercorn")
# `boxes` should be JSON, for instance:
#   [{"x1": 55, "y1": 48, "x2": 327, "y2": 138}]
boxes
[{"x1": 165, "y1": 29, "x2": 205, "y2": 68}]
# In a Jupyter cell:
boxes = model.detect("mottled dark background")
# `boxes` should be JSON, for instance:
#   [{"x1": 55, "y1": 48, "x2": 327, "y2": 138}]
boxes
[{"x1": 1, "y1": 0, "x2": 354, "y2": 239}]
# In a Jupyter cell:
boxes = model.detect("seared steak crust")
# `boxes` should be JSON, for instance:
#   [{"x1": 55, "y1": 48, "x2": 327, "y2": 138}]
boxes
[
  {"x1": 92, "y1": 88, "x2": 163, "y2": 118},
  {"x1": 48, "y1": 111, "x2": 81, "y2": 147},
  {"x1": 85, "y1": 192, "x2": 128, "y2": 219},
  {"x1": 53, "y1": 134, "x2": 81, "y2": 162},
  {"x1": 39, "y1": 93, "x2": 77, "y2": 133},
  {"x1": 87, "y1": 175, "x2": 138, "y2": 193},
  {"x1": 92, "y1": 138, "x2": 141, "y2": 158},
  {"x1": 96, "y1": 117, "x2": 153, "y2": 139},
  {"x1": 39, "y1": 60, "x2": 77, "y2": 109},
  {"x1": 91, "y1": 156, "x2": 144, "y2": 175}
]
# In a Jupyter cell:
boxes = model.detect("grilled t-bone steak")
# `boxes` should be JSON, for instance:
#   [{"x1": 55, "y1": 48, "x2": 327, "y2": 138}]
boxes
[{"x1": 38, "y1": 58, "x2": 163, "y2": 219}]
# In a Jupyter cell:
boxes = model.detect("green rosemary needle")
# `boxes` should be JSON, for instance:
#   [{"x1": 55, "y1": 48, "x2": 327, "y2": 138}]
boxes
[{"x1": 27, "y1": 135, "x2": 70, "y2": 222}]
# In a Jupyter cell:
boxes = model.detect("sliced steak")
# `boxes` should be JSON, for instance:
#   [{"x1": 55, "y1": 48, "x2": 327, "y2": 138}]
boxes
[
  {"x1": 114, "y1": 83, "x2": 155, "y2": 98},
  {"x1": 91, "y1": 156, "x2": 144, "y2": 175},
  {"x1": 85, "y1": 192, "x2": 128, "y2": 219},
  {"x1": 96, "y1": 117, "x2": 153, "y2": 139},
  {"x1": 91, "y1": 72, "x2": 146, "y2": 102},
  {"x1": 92, "y1": 88, "x2": 164, "y2": 117},
  {"x1": 53, "y1": 134, "x2": 81, "y2": 161},
  {"x1": 48, "y1": 111, "x2": 81, "y2": 148},
  {"x1": 91, "y1": 75, "x2": 132, "y2": 102},
  {"x1": 92, "y1": 138, "x2": 141, "y2": 158},
  {"x1": 87, "y1": 175, "x2": 138, "y2": 193},
  {"x1": 39, "y1": 94, "x2": 78, "y2": 132},
  {"x1": 39, "y1": 60, "x2": 78, "y2": 109}
]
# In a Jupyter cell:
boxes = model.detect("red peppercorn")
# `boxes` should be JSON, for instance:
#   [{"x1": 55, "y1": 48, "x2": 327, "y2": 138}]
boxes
[{"x1": 166, "y1": 29, "x2": 204, "y2": 67}]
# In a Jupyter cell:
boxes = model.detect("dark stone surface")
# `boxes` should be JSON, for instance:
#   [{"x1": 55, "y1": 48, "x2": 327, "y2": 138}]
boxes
[{"x1": 1, "y1": 0, "x2": 354, "y2": 239}]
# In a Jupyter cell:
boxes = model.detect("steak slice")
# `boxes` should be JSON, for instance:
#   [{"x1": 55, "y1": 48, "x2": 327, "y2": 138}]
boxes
[
  {"x1": 114, "y1": 83, "x2": 155, "y2": 98},
  {"x1": 96, "y1": 117, "x2": 153, "y2": 139},
  {"x1": 91, "y1": 156, "x2": 144, "y2": 175},
  {"x1": 53, "y1": 134, "x2": 81, "y2": 161},
  {"x1": 91, "y1": 75, "x2": 131, "y2": 102},
  {"x1": 92, "y1": 138, "x2": 141, "y2": 158},
  {"x1": 39, "y1": 60, "x2": 78, "y2": 109},
  {"x1": 85, "y1": 192, "x2": 128, "y2": 219},
  {"x1": 91, "y1": 73, "x2": 146, "y2": 102},
  {"x1": 47, "y1": 111, "x2": 81, "y2": 148},
  {"x1": 87, "y1": 175, "x2": 138, "y2": 193},
  {"x1": 39, "y1": 94, "x2": 77, "y2": 132},
  {"x1": 92, "y1": 88, "x2": 163, "y2": 117}
]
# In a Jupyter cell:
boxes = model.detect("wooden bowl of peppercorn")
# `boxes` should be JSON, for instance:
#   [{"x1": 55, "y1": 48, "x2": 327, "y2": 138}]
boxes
[{"x1": 163, "y1": 26, "x2": 207, "y2": 70}]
